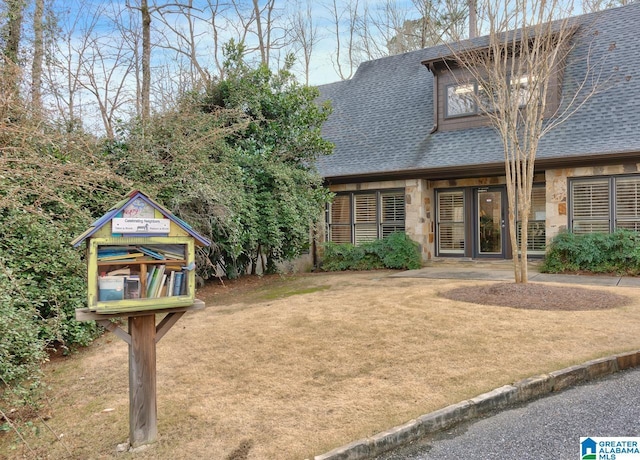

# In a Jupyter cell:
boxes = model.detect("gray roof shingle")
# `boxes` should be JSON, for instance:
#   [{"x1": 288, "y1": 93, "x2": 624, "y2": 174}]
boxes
[{"x1": 317, "y1": 3, "x2": 640, "y2": 180}]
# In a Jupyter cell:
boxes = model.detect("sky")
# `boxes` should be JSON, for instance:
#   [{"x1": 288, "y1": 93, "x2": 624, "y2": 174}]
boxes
[{"x1": 20, "y1": 0, "x2": 600, "y2": 135}]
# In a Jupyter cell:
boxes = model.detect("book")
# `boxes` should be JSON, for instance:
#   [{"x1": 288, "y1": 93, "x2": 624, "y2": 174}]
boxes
[
  {"x1": 146, "y1": 266, "x2": 157, "y2": 297},
  {"x1": 98, "y1": 276, "x2": 125, "y2": 301},
  {"x1": 138, "y1": 247, "x2": 166, "y2": 260},
  {"x1": 124, "y1": 276, "x2": 141, "y2": 299},
  {"x1": 98, "y1": 247, "x2": 145, "y2": 261},
  {"x1": 148, "y1": 265, "x2": 165, "y2": 298},
  {"x1": 167, "y1": 270, "x2": 176, "y2": 297},
  {"x1": 172, "y1": 272, "x2": 183, "y2": 296},
  {"x1": 144, "y1": 245, "x2": 185, "y2": 260},
  {"x1": 107, "y1": 267, "x2": 130, "y2": 276},
  {"x1": 158, "y1": 274, "x2": 168, "y2": 297}
]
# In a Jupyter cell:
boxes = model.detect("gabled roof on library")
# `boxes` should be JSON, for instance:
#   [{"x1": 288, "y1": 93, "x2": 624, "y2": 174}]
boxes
[{"x1": 71, "y1": 190, "x2": 211, "y2": 248}]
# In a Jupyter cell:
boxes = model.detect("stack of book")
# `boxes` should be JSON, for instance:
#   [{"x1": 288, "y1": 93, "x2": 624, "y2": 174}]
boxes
[{"x1": 97, "y1": 245, "x2": 186, "y2": 262}]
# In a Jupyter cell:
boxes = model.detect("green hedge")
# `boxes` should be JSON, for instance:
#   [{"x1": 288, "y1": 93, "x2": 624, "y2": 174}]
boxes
[
  {"x1": 541, "y1": 230, "x2": 640, "y2": 274},
  {"x1": 321, "y1": 233, "x2": 422, "y2": 271}
]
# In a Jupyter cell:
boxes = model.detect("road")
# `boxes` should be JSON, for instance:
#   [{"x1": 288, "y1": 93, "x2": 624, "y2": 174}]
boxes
[{"x1": 376, "y1": 368, "x2": 640, "y2": 459}]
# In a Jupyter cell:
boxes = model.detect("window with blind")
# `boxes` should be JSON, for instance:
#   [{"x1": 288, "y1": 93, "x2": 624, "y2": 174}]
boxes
[
  {"x1": 570, "y1": 175, "x2": 640, "y2": 234},
  {"x1": 354, "y1": 193, "x2": 378, "y2": 244},
  {"x1": 570, "y1": 179, "x2": 611, "y2": 234},
  {"x1": 516, "y1": 185, "x2": 546, "y2": 253},
  {"x1": 615, "y1": 177, "x2": 640, "y2": 231},
  {"x1": 437, "y1": 190, "x2": 465, "y2": 254},
  {"x1": 327, "y1": 190, "x2": 405, "y2": 245},
  {"x1": 329, "y1": 194, "x2": 352, "y2": 244},
  {"x1": 381, "y1": 192, "x2": 406, "y2": 238}
]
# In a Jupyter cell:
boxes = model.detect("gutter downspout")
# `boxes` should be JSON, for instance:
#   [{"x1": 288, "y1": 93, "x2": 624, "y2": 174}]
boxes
[{"x1": 427, "y1": 63, "x2": 438, "y2": 134}]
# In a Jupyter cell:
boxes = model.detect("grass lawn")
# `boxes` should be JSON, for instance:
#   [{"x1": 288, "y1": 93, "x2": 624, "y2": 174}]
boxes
[{"x1": 3, "y1": 271, "x2": 640, "y2": 459}]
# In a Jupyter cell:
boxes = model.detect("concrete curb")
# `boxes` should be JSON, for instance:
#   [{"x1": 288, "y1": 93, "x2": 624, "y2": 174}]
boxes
[{"x1": 313, "y1": 350, "x2": 640, "y2": 460}]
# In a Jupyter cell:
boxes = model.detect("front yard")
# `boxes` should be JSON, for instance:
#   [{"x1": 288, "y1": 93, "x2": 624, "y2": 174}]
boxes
[{"x1": 4, "y1": 271, "x2": 640, "y2": 459}]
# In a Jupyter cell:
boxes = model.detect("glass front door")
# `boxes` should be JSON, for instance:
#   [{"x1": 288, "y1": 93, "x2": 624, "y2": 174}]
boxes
[{"x1": 476, "y1": 188, "x2": 505, "y2": 256}]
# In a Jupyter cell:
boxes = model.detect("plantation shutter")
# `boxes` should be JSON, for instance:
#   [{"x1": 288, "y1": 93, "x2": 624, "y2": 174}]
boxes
[
  {"x1": 571, "y1": 179, "x2": 610, "y2": 234},
  {"x1": 380, "y1": 191, "x2": 405, "y2": 238},
  {"x1": 615, "y1": 177, "x2": 640, "y2": 231},
  {"x1": 329, "y1": 194, "x2": 352, "y2": 244},
  {"x1": 354, "y1": 193, "x2": 378, "y2": 244},
  {"x1": 437, "y1": 191, "x2": 465, "y2": 254},
  {"x1": 517, "y1": 186, "x2": 546, "y2": 253}
]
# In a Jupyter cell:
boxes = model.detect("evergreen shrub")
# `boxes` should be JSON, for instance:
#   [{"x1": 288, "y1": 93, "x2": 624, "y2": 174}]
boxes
[
  {"x1": 322, "y1": 233, "x2": 421, "y2": 271},
  {"x1": 541, "y1": 229, "x2": 640, "y2": 274}
]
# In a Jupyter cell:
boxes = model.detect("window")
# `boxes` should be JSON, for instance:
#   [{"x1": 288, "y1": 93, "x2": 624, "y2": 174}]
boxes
[
  {"x1": 329, "y1": 194, "x2": 351, "y2": 244},
  {"x1": 570, "y1": 178, "x2": 611, "y2": 234},
  {"x1": 570, "y1": 175, "x2": 640, "y2": 234},
  {"x1": 381, "y1": 192, "x2": 406, "y2": 238},
  {"x1": 354, "y1": 193, "x2": 377, "y2": 244},
  {"x1": 444, "y1": 74, "x2": 533, "y2": 118},
  {"x1": 327, "y1": 190, "x2": 405, "y2": 245},
  {"x1": 510, "y1": 75, "x2": 537, "y2": 107},
  {"x1": 616, "y1": 178, "x2": 640, "y2": 231},
  {"x1": 517, "y1": 185, "x2": 546, "y2": 254},
  {"x1": 446, "y1": 83, "x2": 476, "y2": 117},
  {"x1": 436, "y1": 190, "x2": 465, "y2": 254}
]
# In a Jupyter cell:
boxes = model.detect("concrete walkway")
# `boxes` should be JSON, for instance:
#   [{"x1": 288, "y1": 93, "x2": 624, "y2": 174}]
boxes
[{"x1": 390, "y1": 261, "x2": 640, "y2": 287}]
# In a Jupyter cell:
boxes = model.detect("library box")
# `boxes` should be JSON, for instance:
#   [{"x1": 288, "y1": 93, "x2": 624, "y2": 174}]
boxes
[{"x1": 71, "y1": 190, "x2": 211, "y2": 313}]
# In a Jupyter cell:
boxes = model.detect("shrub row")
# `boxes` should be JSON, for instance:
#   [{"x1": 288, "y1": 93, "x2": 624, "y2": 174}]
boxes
[
  {"x1": 321, "y1": 232, "x2": 422, "y2": 271},
  {"x1": 541, "y1": 230, "x2": 640, "y2": 274}
]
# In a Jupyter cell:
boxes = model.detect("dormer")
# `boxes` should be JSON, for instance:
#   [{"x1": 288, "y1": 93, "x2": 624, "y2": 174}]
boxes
[{"x1": 422, "y1": 36, "x2": 567, "y2": 132}]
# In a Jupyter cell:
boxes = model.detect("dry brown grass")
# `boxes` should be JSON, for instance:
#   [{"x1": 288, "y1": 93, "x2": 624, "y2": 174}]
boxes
[{"x1": 4, "y1": 271, "x2": 640, "y2": 459}]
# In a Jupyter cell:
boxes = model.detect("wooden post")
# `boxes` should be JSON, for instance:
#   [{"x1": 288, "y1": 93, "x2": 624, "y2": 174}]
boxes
[
  {"x1": 128, "y1": 315, "x2": 157, "y2": 447},
  {"x1": 75, "y1": 302, "x2": 204, "y2": 450}
]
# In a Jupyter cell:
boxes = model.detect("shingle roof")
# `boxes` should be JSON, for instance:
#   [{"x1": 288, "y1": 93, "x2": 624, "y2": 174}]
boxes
[{"x1": 316, "y1": 3, "x2": 640, "y2": 180}]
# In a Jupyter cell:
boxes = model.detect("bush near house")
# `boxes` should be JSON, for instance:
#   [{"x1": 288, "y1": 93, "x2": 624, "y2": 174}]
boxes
[
  {"x1": 541, "y1": 230, "x2": 640, "y2": 275},
  {"x1": 321, "y1": 233, "x2": 422, "y2": 271}
]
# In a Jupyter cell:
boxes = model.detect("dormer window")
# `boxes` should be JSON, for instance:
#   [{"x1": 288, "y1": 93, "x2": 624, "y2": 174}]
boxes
[
  {"x1": 444, "y1": 74, "x2": 536, "y2": 120},
  {"x1": 446, "y1": 83, "x2": 476, "y2": 117}
]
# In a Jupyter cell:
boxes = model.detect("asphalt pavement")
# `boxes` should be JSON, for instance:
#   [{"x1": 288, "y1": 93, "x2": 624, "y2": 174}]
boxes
[{"x1": 375, "y1": 366, "x2": 640, "y2": 459}]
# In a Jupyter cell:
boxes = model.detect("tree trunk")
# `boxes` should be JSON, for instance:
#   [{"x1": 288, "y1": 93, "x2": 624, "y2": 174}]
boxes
[
  {"x1": 468, "y1": 0, "x2": 477, "y2": 39},
  {"x1": 2, "y1": 0, "x2": 24, "y2": 110},
  {"x1": 31, "y1": 0, "x2": 45, "y2": 116},
  {"x1": 141, "y1": 0, "x2": 151, "y2": 122},
  {"x1": 252, "y1": 0, "x2": 266, "y2": 64}
]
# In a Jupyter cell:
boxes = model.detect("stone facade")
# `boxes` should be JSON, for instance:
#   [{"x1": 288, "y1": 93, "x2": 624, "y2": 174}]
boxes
[{"x1": 324, "y1": 165, "x2": 640, "y2": 264}]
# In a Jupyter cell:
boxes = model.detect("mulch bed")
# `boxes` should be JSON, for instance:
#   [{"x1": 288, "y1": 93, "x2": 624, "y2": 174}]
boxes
[{"x1": 441, "y1": 282, "x2": 631, "y2": 311}]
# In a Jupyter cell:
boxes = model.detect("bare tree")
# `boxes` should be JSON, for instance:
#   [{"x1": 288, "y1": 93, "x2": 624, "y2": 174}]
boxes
[
  {"x1": 78, "y1": 32, "x2": 135, "y2": 139},
  {"x1": 154, "y1": 0, "x2": 210, "y2": 88},
  {"x1": 439, "y1": 0, "x2": 617, "y2": 282},
  {"x1": 582, "y1": 0, "x2": 638, "y2": 13},
  {"x1": 326, "y1": 0, "x2": 360, "y2": 80},
  {"x1": 43, "y1": 0, "x2": 94, "y2": 131},
  {"x1": 289, "y1": 0, "x2": 320, "y2": 85}
]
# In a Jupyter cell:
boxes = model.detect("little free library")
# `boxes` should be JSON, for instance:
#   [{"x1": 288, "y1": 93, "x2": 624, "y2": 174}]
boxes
[{"x1": 71, "y1": 190, "x2": 210, "y2": 449}]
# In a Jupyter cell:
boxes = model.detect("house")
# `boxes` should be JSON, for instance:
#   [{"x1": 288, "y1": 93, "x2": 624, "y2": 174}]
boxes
[
  {"x1": 581, "y1": 437, "x2": 597, "y2": 458},
  {"x1": 316, "y1": 3, "x2": 640, "y2": 262}
]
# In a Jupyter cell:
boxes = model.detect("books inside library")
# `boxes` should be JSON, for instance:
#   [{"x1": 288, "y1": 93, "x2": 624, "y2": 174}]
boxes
[{"x1": 98, "y1": 244, "x2": 189, "y2": 302}]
